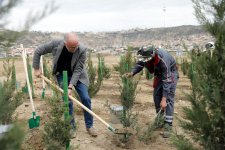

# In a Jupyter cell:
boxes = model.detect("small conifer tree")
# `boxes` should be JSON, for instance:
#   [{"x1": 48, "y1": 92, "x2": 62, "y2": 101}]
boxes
[
  {"x1": 87, "y1": 53, "x2": 111, "y2": 98},
  {"x1": 0, "y1": 59, "x2": 25, "y2": 149},
  {"x1": 175, "y1": 1, "x2": 225, "y2": 149},
  {"x1": 43, "y1": 57, "x2": 52, "y2": 79},
  {"x1": 116, "y1": 47, "x2": 139, "y2": 141},
  {"x1": 87, "y1": 53, "x2": 102, "y2": 98},
  {"x1": 43, "y1": 87, "x2": 71, "y2": 150}
]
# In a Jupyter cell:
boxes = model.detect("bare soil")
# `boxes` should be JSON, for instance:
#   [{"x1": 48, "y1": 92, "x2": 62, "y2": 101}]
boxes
[{"x1": 0, "y1": 55, "x2": 192, "y2": 150}]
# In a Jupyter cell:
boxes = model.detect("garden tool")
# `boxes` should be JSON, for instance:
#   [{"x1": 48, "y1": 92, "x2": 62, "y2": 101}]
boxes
[
  {"x1": 155, "y1": 108, "x2": 163, "y2": 127},
  {"x1": 40, "y1": 56, "x2": 46, "y2": 99},
  {"x1": 22, "y1": 50, "x2": 40, "y2": 129},
  {"x1": 40, "y1": 75, "x2": 134, "y2": 135},
  {"x1": 154, "y1": 102, "x2": 172, "y2": 128}
]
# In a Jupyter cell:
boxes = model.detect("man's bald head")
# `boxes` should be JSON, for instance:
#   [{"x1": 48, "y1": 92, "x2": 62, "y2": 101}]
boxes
[{"x1": 64, "y1": 32, "x2": 79, "y2": 53}]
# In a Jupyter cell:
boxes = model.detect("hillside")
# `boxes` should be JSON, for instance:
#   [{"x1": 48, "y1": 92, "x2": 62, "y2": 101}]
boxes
[{"x1": 12, "y1": 25, "x2": 213, "y2": 50}]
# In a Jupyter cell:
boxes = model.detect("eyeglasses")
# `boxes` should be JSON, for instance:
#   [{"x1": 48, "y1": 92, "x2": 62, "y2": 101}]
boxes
[{"x1": 66, "y1": 44, "x2": 79, "y2": 51}]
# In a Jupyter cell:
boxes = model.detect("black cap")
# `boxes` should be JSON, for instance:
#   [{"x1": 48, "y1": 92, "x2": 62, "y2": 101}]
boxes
[{"x1": 137, "y1": 46, "x2": 155, "y2": 58}]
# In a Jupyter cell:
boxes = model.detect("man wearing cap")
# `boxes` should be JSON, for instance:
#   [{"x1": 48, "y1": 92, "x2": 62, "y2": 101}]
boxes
[
  {"x1": 32, "y1": 32, "x2": 97, "y2": 137},
  {"x1": 123, "y1": 46, "x2": 178, "y2": 138}
]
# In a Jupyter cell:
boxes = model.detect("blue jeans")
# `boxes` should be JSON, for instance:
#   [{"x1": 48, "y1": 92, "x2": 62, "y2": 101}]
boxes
[{"x1": 56, "y1": 74, "x2": 93, "y2": 129}]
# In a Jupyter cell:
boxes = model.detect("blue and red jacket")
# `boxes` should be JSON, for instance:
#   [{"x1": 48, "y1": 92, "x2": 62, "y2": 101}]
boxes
[{"x1": 132, "y1": 48, "x2": 178, "y2": 97}]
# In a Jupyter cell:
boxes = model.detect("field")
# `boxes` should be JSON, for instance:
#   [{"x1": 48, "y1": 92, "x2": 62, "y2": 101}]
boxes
[{"x1": 0, "y1": 55, "x2": 192, "y2": 150}]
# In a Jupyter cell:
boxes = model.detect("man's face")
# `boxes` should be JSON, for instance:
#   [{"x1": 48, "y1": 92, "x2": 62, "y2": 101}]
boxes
[{"x1": 65, "y1": 40, "x2": 78, "y2": 53}]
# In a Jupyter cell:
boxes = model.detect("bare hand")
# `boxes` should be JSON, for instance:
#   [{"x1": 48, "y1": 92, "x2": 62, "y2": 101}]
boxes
[
  {"x1": 122, "y1": 72, "x2": 133, "y2": 78},
  {"x1": 34, "y1": 69, "x2": 42, "y2": 78},
  {"x1": 68, "y1": 84, "x2": 73, "y2": 96},
  {"x1": 160, "y1": 97, "x2": 167, "y2": 111},
  {"x1": 68, "y1": 89, "x2": 72, "y2": 96}
]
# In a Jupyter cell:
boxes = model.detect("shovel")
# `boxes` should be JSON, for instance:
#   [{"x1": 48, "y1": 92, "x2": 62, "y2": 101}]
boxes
[
  {"x1": 40, "y1": 56, "x2": 46, "y2": 99},
  {"x1": 22, "y1": 49, "x2": 40, "y2": 129},
  {"x1": 40, "y1": 75, "x2": 134, "y2": 135}
]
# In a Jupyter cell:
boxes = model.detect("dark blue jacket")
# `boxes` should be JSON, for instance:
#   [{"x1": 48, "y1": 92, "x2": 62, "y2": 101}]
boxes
[{"x1": 132, "y1": 48, "x2": 177, "y2": 97}]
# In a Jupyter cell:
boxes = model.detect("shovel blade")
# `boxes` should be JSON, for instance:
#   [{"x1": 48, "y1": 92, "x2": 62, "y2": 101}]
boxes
[
  {"x1": 22, "y1": 86, "x2": 28, "y2": 93},
  {"x1": 28, "y1": 116, "x2": 40, "y2": 129}
]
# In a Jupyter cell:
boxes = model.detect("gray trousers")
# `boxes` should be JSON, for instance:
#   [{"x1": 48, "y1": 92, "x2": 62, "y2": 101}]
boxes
[{"x1": 153, "y1": 72, "x2": 178, "y2": 124}]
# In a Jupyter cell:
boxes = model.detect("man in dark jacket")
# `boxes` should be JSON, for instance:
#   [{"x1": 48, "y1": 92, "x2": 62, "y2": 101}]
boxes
[
  {"x1": 33, "y1": 32, "x2": 97, "y2": 137},
  {"x1": 124, "y1": 46, "x2": 178, "y2": 138}
]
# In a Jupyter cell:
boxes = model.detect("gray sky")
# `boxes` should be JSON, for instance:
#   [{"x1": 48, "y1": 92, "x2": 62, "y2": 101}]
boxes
[{"x1": 6, "y1": 0, "x2": 199, "y2": 32}]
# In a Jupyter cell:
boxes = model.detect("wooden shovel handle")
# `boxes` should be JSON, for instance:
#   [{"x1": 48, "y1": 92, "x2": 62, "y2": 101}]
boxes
[
  {"x1": 22, "y1": 50, "x2": 35, "y2": 112},
  {"x1": 40, "y1": 75, "x2": 112, "y2": 129},
  {"x1": 40, "y1": 56, "x2": 45, "y2": 88}
]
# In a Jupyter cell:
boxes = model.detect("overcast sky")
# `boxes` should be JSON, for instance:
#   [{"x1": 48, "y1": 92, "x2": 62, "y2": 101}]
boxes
[{"x1": 5, "y1": 0, "x2": 199, "y2": 32}]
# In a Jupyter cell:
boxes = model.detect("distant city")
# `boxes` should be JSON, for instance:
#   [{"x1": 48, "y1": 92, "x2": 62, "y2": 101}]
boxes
[{"x1": 0, "y1": 25, "x2": 214, "y2": 58}]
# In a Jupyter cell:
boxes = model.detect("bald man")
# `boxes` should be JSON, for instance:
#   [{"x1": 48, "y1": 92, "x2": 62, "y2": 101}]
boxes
[{"x1": 33, "y1": 32, "x2": 97, "y2": 137}]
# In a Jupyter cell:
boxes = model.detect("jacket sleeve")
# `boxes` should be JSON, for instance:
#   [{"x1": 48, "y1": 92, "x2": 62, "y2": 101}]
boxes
[
  {"x1": 70, "y1": 49, "x2": 87, "y2": 86},
  {"x1": 132, "y1": 61, "x2": 144, "y2": 76},
  {"x1": 160, "y1": 58, "x2": 172, "y2": 97},
  {"x1": 32, "y1": 40, "x2": 55, "y2": 69}
]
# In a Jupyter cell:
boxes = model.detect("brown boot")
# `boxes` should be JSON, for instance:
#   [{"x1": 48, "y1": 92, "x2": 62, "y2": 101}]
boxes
[{"x1": 86, "y1": 127, "x2": 98, "y2": 137}]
